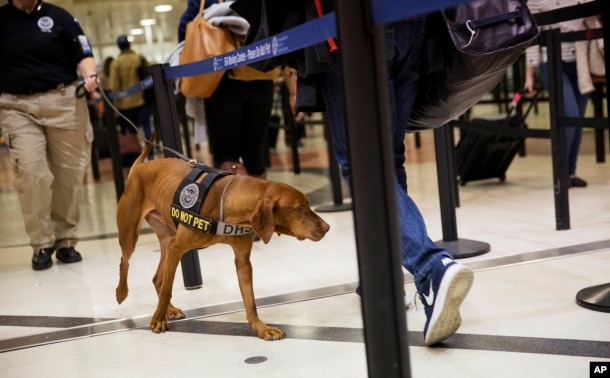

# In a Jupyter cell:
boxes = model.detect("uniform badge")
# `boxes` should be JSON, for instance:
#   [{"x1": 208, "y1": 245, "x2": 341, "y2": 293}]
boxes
[
  {"x1": 179, "y1": 183, "x2": 199, "y2": 209},
  {"x1": 38, "y1": 16, "x2": 54, "y2": 33}
]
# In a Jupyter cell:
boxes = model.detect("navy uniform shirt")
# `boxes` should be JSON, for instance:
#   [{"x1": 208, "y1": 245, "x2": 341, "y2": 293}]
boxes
[{"x1": 0, "y1": 0, "x2": 94, "y2": 95}]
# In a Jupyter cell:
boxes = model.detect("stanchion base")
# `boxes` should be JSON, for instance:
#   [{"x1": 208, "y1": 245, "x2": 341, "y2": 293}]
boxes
[
  {"x1": 435, "y1": 238, "x2": 491, "y2": 259},
  {"x1": 315, "y1": 202, "x2": 352, "y2": 213},
  {"x1": 576, "y1": 283, "x2": 610, "y2": 313}
]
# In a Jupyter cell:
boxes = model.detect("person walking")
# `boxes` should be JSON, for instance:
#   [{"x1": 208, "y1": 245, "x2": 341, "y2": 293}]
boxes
[
  {"x1": 230, "y1": 0, "x2": 474, "y2": 346},
  {"x1": 0, "y1": 0, "x2": 99, "y2": 270},
  {"x1": 109, "y1": 35, "x2": 153, "y2": 142},
  {"x1": 178, "y1": 0, "x2": 278, "y2": 178},
  {"x1": 524, "y1": 0, "x2": 592, "y2": 188}
]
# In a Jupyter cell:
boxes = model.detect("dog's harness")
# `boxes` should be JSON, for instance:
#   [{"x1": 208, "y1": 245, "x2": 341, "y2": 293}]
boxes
[{"x1": 170, "y1": 163, "x2": 253, "y2": 236}]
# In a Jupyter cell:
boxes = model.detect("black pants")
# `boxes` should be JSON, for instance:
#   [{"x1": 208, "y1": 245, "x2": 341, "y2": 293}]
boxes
[
  {"x1": 117, "y1": 106, "x2": 142, "y2": 135},
  {"x1": 204, "y1": 75, "x2": 274, "y2": 176}
]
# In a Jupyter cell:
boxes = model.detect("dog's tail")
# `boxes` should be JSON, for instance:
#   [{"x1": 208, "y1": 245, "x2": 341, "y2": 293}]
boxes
[{"x1": 127, "y1": 131, "x2": 156, "y2": 177}]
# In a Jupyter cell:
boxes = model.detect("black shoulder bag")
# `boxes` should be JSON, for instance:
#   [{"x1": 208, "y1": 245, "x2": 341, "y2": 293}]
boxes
[{"x1": 408, "y1": 0, "x2": 539, "y2": 130}]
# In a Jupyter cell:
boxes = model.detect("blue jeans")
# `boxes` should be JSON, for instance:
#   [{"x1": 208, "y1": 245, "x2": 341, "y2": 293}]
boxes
[
  {"x1": 540, "y1": 62, "x2": 590, "y2": 176},
  {"x1": 318, "y1": 18, "x2": 451, "y2": 288}
]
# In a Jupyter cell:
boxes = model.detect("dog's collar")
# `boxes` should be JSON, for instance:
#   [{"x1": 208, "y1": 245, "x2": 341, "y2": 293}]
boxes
[{"x1": 170, "y1": 163, "x2": 253, "y2": 236}]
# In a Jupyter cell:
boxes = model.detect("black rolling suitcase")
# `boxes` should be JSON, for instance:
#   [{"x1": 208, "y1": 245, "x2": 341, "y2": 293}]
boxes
[{"x1": 455, "y1": 92, "x2": 536, "y2": 186}]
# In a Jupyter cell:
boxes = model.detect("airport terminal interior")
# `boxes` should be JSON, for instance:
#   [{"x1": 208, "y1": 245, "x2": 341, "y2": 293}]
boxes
[{"x1": 1, "y1": 0, "x2": 610, "y2": 377}]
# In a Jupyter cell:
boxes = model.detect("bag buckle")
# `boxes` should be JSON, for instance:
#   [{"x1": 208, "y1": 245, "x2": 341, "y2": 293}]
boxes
[{"x1": 464, "y1": 20, "x2": 476, "y2": 48}]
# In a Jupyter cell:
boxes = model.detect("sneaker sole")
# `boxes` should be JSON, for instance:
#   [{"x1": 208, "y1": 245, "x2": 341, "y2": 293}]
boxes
[{"x1": 424, "y1": 264, "x2": 474, "y2": 346}]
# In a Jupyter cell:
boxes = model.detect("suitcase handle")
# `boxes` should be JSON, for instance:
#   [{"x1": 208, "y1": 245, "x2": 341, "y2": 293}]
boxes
[{"x1": 508, "y1": 89, "x2": 541, "y2": 120}]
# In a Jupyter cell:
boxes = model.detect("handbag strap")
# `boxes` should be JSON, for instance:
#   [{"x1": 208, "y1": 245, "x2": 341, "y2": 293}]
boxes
[
  {"x1": 314, "y1": 0, "x2": 338, "y2": 52},
  {"x1": 197, "y1": 0, "x2": 205, "y2": 20}
]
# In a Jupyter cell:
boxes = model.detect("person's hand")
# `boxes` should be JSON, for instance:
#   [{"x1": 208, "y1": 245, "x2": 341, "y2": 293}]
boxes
[
  {"x1": 523, "y1": 77, "x2": 537, "y2": 95},
  {"x1": 289, "y1": 93, "x2": 305, "y2": 122},
  {"x1": 523, "y1": 66, "x2": 537, "y2": 96},
  {"x1": 83, "y1": 73, "x2": 99, "y2": 93}
]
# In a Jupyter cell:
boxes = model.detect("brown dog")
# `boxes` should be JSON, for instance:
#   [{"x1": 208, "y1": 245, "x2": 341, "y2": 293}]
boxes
[{"x1": 115, "y1": 139, "x2": 330, "y2": 340}]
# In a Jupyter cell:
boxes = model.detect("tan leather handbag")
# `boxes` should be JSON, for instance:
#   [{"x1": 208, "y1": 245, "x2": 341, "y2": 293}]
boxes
[{"x1": 179, "y1": 0, "x2": 237, "y2": 98}]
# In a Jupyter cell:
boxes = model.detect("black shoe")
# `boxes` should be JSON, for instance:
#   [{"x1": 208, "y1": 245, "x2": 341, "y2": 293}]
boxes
[
  {"x1": 569, "y1": 176, "x2": 587, "y2": 188},
  {"x1": 55, "y1": 247, "x2": 83, "y2": 264},
  {"x1": 32, "y1": 247, "x2": 54, "y2": 271}
]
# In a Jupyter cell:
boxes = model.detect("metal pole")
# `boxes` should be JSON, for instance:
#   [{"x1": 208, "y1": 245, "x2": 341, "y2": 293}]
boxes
[
  {"x1": 332, "y1": 1, "x2": 410, "y2": 376},
  {"x1": 544, "y1": 29, "x2": 571, "y2": 230},
  {"x1": 602, "y1": 0, "x2": 610, "y2": 160},
  {"x1": 315, "y1": 114, "x2": 352, "y2": 212},
  {"x1": 150, "y1": 64, "x2": 203, "y2": 289},
  {"x1": 102, "y1": 97, "x2": 125, "y2": 201},
  {"x1": 433, "y1": 124, "x2": 490, "y2": 258}
]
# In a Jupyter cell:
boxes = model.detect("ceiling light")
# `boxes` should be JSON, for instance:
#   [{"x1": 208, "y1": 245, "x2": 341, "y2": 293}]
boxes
[
  {"x1": 129, "y1": 28, "x2": 144, "y2": 35},
  {"x1": 154, "y1": 5, "x2": 173, "y2": 12},
  {"x1": 140, "y1": 19, "x2": 156, "y2": 26}
]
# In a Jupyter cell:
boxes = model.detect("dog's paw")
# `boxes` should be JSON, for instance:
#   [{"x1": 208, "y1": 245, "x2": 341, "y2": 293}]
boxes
[
  {"x1": 256, "y1": 325, "x2": 286, "y2": 341},
  {"x1": 166, "y1": 305, "x2": 185, "y2": 320},
  {"x1": 115, "y1": 290, "x2": 128, "y2": 304},
  {"x1": 150, "y1": 319, "x2": 168, "y2": 333}
]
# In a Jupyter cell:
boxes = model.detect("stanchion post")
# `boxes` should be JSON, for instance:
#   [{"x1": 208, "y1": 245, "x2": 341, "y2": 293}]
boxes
[
  {"x1": 433, "y1": 124, "x2": 490, "y2": 258},
  {"x1": 591, "y1": 82, "x2": 606, "y2": 163},
  {"x1": 333, "y1": 1, "x2": 411, "y2": 376},
  {"x1": 102, "y1": 97, "x2": 125, "y2": 201},
  {"x1": 574, "y1": 0, "x2": 610, "y2": 314},
  {"x1": 544, "y1": 29, "x2": 571, "y2": 230},
  {"x1": 604, "y1": 0, "x2": 610, "y2": 161},
  {"x1": 150, "y1": 64, "x2": 203, "y2": 290},
  {"x1": 315, "y1": 113, "x2": 352, "y2": 212}
]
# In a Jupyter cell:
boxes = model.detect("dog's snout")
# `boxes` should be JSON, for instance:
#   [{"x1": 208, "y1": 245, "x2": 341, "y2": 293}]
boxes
[
  {"x1": 309, "y1": 219, "x2": 330, "y2": 241},
  {"x1": 321, "y1": 220, "x2": 330, "y2": 234}
]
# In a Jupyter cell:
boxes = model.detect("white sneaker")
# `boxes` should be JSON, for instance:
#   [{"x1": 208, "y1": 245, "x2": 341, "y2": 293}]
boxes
[{"x1": 418, "y1": 257, "x2": 474, "y2": 346}]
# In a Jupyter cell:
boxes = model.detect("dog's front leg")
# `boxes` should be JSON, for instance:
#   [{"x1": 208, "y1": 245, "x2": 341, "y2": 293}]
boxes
[
  {"x1": 149, "y1": 216, "x2": 185, "y2": 322},
  {"x1": 149, "y1": 244, "x2": 183, "y2": 333},
  {"x1": 233, "y1": 243, "x2": 285, "y2": 341}
]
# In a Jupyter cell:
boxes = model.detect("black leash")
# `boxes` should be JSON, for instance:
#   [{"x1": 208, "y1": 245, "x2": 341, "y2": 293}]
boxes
[{"x1": 75, "y1": 81, "x2": 199, "y2": 166}]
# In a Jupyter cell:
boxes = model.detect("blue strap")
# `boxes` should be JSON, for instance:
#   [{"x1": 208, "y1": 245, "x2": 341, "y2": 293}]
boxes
[
  {"x1": 107, "y1": 75, "x2": 152, "y2": 100},
  {"x1": 372, "y1": 0, "x2": 472, "y2": 25},
  {"x1": 164, "y1": 13, "x2": 336, "y2": 80}
]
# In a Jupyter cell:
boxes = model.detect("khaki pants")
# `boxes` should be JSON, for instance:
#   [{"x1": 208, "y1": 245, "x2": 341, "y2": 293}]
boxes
[{"x1": 0, "y1": 83, "x2": 93, "y2": 250}]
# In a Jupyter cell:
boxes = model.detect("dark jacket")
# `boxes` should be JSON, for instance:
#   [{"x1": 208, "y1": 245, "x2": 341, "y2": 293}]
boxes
[{"x1": 178, "y1": 0, "x2": 220, "y2": 42}]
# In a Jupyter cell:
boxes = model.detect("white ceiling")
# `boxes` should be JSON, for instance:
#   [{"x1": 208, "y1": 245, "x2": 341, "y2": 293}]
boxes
[{"x1": 4, "y1": 0, "x2": 188, "y2": 59}]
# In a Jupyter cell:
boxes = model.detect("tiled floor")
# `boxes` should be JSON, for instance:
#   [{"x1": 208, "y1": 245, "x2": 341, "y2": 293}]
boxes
[{"x1": 0, "y1": 104, "x2": 609, "y2": 377}]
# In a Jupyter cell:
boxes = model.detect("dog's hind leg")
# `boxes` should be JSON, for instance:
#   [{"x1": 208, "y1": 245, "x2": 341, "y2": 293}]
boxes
[
  {"x1": 115, "y1": 193, "x2": 147, "y2": 305},
  {"x1": 232, "y1": 242, "x2": 286, "y2": 340}
]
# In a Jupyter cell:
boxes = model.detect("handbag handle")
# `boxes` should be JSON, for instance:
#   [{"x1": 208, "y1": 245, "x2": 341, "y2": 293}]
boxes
[
  {"x1": 197, "y1": 0, "x2": 205, "y2": 20},
  {"x1": 464, "y1": 6, "x2": 526, "y2": 47}
]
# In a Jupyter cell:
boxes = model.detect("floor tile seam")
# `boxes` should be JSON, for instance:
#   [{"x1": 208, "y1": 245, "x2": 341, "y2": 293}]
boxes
[
  {"x1": 3, "y1": 319, "x2": 610, "y2": 360},
  {"x1": 458, "y1": 240, "x2": 610, "y2": 273},
  {"x1": 1, "y1": 240, "x2": 608, "y2": 352},
  {"x1": 176, "y1": 319, "x2": 610, "y2": 358}
]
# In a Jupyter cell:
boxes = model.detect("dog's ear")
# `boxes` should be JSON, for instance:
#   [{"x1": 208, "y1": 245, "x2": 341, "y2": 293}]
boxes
[{"x1": 250, "y1": 198, "x2": 275, "y2": 244}]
